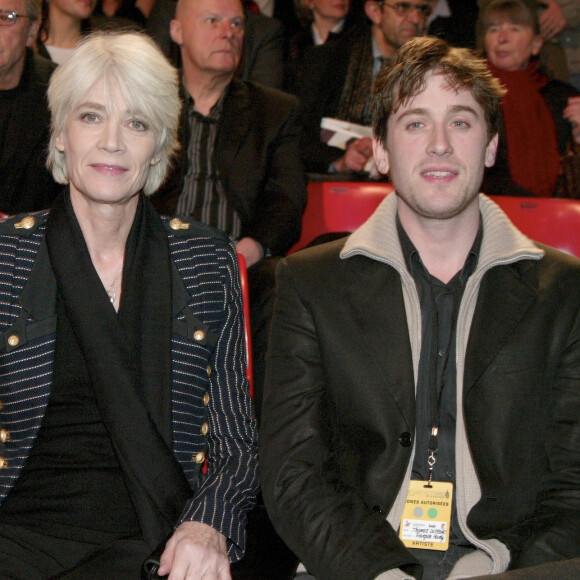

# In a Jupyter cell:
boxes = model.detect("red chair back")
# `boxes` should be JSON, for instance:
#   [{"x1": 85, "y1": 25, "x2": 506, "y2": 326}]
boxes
[
  {"x1": 236, "y1": 253, "x2": 254, "y2": 398},
  {"x1": 290, "y1": 182, "x2": 580, "y2": 258}
]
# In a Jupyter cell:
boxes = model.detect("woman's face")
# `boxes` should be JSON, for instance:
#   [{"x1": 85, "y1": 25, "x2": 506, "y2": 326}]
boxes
[
  {"x1": 484, "y1": 16, "x2": 543, "y2": 71},
  {"x1": 54, "y1": 78, "x2": 159, "y2": 209},
  {"x1": 49, "y1": 0, "x2": 96, "y2": 22},
  {"x1": 306, "y1": 0, "x2": 349, "y2": 22}
]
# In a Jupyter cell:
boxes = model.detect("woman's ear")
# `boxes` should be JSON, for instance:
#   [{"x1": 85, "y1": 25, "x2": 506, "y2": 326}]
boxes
[
  {"x1": 54, "y1": 133, "x2": 65, "y2": 152},
  {"x1": 531, "y1": 34, "x2": 544, "y2": 57}
]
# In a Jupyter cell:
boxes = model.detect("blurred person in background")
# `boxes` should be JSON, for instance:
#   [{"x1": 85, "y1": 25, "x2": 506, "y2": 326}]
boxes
[{"x1": 479, "y1": 0, "x2": 580, "y2": 197}]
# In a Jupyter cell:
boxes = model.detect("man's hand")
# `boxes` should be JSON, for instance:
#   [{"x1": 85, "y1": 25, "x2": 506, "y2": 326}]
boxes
[
  {"x1": 157, "y1": 521, "x2": 231, "y2": 579},
  {"x1": 332, "y1": 137, "x2": 373, "y2": 173},
  {"x1": 235, "y1": 237, "x2": 263, "y2": 268},
  {"x1": 539, "y1": 0, "x2": 567, "y2": 40},
  {"x1": 563, "y1": 96, "x2": 580, "y2": 144}
]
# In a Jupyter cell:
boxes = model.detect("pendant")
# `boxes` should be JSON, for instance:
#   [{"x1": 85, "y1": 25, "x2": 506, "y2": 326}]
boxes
[{"x1": 107, "y1": 290, "x2": 116, "y2": 304}]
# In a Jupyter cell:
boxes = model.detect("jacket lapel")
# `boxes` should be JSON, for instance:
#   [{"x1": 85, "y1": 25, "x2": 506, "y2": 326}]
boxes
[
  {"x1": 342, "y1": 256, "x2": 416, "y2": 428},
  {"x1": 216, "y1": 79, "x2": 252, "y2": 191},
  {"x1": 463, "y1": 261, "x2": 537, "y2": 394}
]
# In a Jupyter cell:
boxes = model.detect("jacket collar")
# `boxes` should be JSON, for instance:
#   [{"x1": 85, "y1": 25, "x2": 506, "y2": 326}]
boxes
[{"x1": 341, "y1": 192, "x2": 544, "y2": 276}]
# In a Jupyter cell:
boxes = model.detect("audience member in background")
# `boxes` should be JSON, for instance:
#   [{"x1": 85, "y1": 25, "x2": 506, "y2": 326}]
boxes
[
  {"x1": 0, "y1": 0, "x2": 60, "y2": 213},
  {"x1": 543, "y1": 0, "x2": 580, "y2": 91},
  {"x1": 91, "y1": 0, "x2": 154, "y2": 30},
  {"x1": 152, "y1": 0, "x2": 306, "y2": 420},
  {"x1": 286, "y1": 0, "x2": 356, "y2": 94},
  {"x1": 147, "y1": 0, "x2": 286, "y2": 89},
  {"x1": 298, "y1": 0, "x2": 432, "y2": 176},
  {"x1": 37, "y1": 0, "x2": 95, "y2": 63},
  {"x1": 479, "y1": 0, "x2": 579, "y2": 197}
]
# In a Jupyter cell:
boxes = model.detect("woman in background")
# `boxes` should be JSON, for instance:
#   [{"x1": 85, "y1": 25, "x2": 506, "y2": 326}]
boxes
[
  {"x1": 479, "y1": 0, "x2": 580, "y2": 196},
  {"x1": 37, "y1": 0, "x2": 96, "y2": 64}
]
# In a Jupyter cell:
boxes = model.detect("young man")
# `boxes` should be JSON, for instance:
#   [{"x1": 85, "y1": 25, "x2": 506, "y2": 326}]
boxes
[{"x1": 261, "y1": 36, "x2": 580, "y2": 580}]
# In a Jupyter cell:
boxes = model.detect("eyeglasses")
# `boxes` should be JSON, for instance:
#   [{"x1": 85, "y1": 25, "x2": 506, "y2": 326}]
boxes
[
  {"x1": 0, "y1": 10, "x2": 28, "y2": 27},
  {"x1": 380, "y1": 2, "x2": 433, "y2": 18}
]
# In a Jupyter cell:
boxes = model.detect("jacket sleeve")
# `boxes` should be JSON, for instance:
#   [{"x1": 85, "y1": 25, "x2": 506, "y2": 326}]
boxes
[
  {"x1": 260, "y1": 258, "x2": 420, "y2": 580},
  {"x1": 241, "y1": 94, "x2": 307, "y2": 256},
  {"x1": 178, "y1": 243, "x2": 259, "y2": 562},
  {"x1": 507, "y1": 304, "x2": 580, "y2": 568}
]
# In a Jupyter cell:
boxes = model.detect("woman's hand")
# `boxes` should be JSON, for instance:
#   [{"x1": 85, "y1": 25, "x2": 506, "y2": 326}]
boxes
[
  {"x1": 158, "y1": 521, "x2": 231, "y2": 579},
  {"x1": 539, "y1": 0, "x2": 567, "y2": 40},
  {"x1": 563, "y1": 96, "x2": 580, "y2": 144}
]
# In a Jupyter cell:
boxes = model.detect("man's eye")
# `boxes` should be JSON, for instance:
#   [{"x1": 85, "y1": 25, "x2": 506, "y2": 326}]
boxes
[
  {"x1": 452, "y1": 120, "x2": 468, "y2": 128},
  {"x1": 408, "y1": 122, "x2": 423, "y2": 130}
]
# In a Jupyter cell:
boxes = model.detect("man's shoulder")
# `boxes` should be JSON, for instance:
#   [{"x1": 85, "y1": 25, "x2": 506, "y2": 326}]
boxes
[
  {"x1": 229, "y1": 77, "x2": 298, "y2": 109},
  {"x1": 30, "y1": 51, "x2": 58, "y2": 82}
]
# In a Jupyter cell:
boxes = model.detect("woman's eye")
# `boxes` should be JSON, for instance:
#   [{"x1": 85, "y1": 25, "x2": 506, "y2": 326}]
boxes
[
  {"x1": 129, "y1": 119, "x2": 148, "y2": 131},
  {"x1": 81, "y1": 112, "x2": 99, "y2": 123}
]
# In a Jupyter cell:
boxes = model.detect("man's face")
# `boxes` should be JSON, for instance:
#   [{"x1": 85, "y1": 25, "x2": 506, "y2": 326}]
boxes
[
  {"x1": 0, "y1": 0, "x2": 38, "y2": 86},
  {"x1": 373, "y1": 73, "x2": 498, "y2": 222},
  {"x1": 367, "y1": 1, "x2": 430, "y2": 57},
  {"x1": 170, "y1": 0, "x2": 244, "y2": 77}
]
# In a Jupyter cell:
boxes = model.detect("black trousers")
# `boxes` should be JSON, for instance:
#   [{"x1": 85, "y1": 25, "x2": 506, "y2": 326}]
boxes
[{"x1": 0, "y1": 523, "x2": 150, "y2": 580}]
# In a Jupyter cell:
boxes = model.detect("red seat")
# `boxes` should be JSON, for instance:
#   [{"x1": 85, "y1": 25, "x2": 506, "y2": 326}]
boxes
[
  {"x1": 290, "y1": 182, "x2": 580, "y2": 258},
  {"x1": 236, "y1": 253, "x2": 254, "y2": 398}
]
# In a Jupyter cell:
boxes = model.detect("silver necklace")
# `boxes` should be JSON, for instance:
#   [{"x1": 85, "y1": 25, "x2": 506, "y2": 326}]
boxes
[{"x1": 107, "y1": 267, "x2": 123, "y2": 304}]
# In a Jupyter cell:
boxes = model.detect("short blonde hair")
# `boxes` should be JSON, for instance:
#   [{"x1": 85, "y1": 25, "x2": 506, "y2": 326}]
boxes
[{"x1": 47, "y1": 31, "x2": 181, "y2": 195}]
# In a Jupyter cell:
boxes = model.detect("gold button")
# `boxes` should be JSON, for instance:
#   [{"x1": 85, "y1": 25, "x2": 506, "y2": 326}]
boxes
[
  {"x1": 194, "y1": 330, "x2": 205, "y2": 341},
  {"x1": 206, "y1": 365, "x2": 212, "y2": 377},
  {"x1": 200, "y1": 422, "x2": 209, "y2": 436},
  {"x1": 203, "y1": 392, "x2": 210, "y2": 406},
  {"x1": 0, "y1": 430, "x2": 10, "y2": 443},
  {"x1": 7, "y1": 335, "x2": 19, "y2": 347},
  {"x1": 193, "y1": 451, "x2": 205, "y2": 464},
  {"x1": 0, "y1": 458, "x2": 7, "y2": 469},
  {"x1": 14, "y1": 216, "x2": 35, "y2": 230},
  {"x1": 169, "y1": 218, "x2": 190, "y2": 230}
]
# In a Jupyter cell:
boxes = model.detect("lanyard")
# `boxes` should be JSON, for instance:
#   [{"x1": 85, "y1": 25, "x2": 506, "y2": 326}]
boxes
[{"x1": 426, "y1": 285, "x2": 461, "y2": 486}]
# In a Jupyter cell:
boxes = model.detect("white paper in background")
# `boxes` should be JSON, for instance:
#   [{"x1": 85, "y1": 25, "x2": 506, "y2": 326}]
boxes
[{"x1": 320, "y1": 117, "x2": 377, "y2": 175}]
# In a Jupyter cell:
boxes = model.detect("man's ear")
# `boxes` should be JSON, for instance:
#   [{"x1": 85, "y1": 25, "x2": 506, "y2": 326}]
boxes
[
  {"x1": 372, "y1": 137, "x2": 390, "y2": 175},
  {"x1": 169, "y1": 19, "x2": 183, "y2": 46},
  {"x1": 364, "y1": 0, "x2": 383, "y2": 25},
  {"x1": 26, "y1": 20, "x2": 40, "y2": 47},
  {"x1": 484, "y1": 133, "x2": 499, "y2": 168}
]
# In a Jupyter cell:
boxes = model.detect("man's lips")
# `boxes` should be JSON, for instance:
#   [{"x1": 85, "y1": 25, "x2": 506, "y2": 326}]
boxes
[
  {"x1": 421, "y1": 168, "x2": 458, "y2": 182},
  {"x1": 90, "y1": 164, "x2": 128, "y2": 176}
]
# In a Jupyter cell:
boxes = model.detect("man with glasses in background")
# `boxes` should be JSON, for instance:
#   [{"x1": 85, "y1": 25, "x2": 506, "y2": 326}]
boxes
[
  {"x1": 0, "y1": 0, "x2": 60, "y2": 214},
  {"x1": 298, "y1": 0, "x2": 433, "y2": 175}
]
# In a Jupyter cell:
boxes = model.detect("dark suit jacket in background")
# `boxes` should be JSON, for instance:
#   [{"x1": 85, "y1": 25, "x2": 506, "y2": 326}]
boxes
[
  {"x1": 297, "y1": 20, "x2": 371, "y2": 173},
  {"x1": 0, "y1": 49, "x2": 60, "y2": 214},
  {"x1": 153, "y1": 77, "x2": 306, "y2": 257}
]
